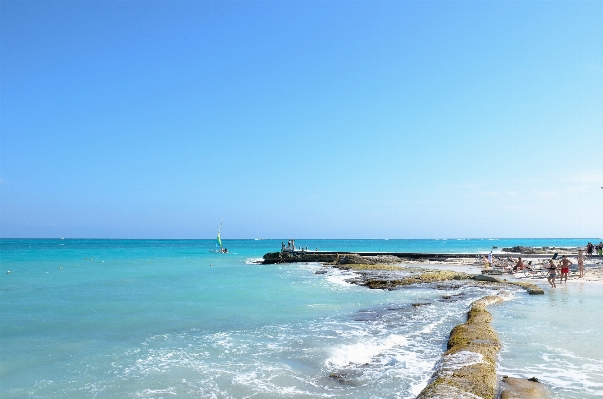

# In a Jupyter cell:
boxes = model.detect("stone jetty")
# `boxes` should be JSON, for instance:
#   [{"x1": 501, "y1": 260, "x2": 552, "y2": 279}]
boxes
[
  {"x1": 417, "y1": 295, "x2": 504, "y2": 399},
  {"x1": 262, "y1": 249, "x2": 565, "y2": 265}
]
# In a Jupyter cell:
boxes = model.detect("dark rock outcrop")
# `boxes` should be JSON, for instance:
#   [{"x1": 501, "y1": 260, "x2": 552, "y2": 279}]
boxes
[
  {"x1": 499, "y1": 376, "x2": 551, "y2": 399},
  {"x1": 263, "y1": 251, "x2": 340, "y2": 264},
  {"x1": 363, "y1": 270, "x2": 474, "y2": 290},
  {"x1": 338, "y1": 253, "x2": 372, "y2": 264},
  {"x1": 474, "y1": 274, "x2": 504, "y2": 283},
  {"x1": 509, "y1": 281, "x2": 545, "y2": 295},
  {"x1": 502, "y1": 246, "x2": 543, "y2": 254},
  {"x1": 526, "y1": 286, "x2": 545, "y2": 295},
  {"x1": 262, "y1": 251, "x2": 396, "y2": 265},
  {"x1": 482, "y1": 269, "x2": 504, "y2": 275}
]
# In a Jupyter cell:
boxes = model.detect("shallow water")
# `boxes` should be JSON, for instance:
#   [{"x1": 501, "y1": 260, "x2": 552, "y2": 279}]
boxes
[
  {"x1": 1, "y1": 238, "x2": 601, "y2": 398},
  {"x1": 491, "y1": 282, "x2": 603, "y2": 398}
]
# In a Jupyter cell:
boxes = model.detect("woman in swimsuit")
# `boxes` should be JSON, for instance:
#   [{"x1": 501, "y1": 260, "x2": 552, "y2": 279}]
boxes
[{"x1": 547, "y1": 259, "x2": 557, "y2": 288}]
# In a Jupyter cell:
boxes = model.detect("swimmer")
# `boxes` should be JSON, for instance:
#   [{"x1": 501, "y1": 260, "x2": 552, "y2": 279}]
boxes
[{"x1": 6, "y1": 270, "x2": 11, "y2": 274}]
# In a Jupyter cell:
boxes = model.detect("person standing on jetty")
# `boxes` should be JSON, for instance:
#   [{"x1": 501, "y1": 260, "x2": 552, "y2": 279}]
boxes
[
  {"x1": 487, "y1": 251, "x2": 493, "y2": 267},
  {"x1": 547, "y1": 259, "x2": 557, "y2": 288},
  {"x1": 586, "y1": 242, "x2": 594, "y2": 259},
  {"x1": 559, "y1": 255, "x2": 573, "y2": 283},
  {"x1": 578, "y1": 249, "x2": 585, "y2": 278}
]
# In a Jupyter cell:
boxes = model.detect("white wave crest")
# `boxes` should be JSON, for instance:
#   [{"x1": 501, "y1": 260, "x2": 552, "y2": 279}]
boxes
[
  {"x1": 325, "y1": 334, "x2": 408, "y2": 368},
  {"x1": 437, "y1": 350, "x2": 484, "y2": 376}
]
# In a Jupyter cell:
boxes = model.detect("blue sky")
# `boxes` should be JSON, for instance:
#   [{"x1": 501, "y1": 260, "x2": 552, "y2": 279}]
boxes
[{"x1": 1, "y1": 1, "x2": 601, "y2": 239}]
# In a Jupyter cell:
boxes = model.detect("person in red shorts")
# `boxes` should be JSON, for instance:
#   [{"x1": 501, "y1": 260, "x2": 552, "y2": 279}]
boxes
[{"x1": 559, "y1": 255, "x2": 573, "y2": 283}]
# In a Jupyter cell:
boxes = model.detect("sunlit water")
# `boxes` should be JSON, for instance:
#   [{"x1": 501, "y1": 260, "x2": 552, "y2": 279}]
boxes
[
  {"x1": 1, "y1": 239, "x2": 601, "y2": 398},
  {"x1": 491, "y1": 282, "x2": 603, "y2": 399}
]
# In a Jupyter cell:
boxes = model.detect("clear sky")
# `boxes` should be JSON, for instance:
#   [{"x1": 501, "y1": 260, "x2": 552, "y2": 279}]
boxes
[{"x1": 1, "y1": 1, "x2": 601, "y2": 239}]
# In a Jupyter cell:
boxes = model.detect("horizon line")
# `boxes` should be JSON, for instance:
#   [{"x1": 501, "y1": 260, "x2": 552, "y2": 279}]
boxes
[{"x1": 1, "y1": 237, "x2": 601, "y2": 241}]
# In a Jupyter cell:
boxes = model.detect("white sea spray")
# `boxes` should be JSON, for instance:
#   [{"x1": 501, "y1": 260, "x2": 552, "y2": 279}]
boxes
[
  {"x1": 325, "y1": 334, "x2": 408, "y2": 368},
  {"x1": 436, "y1": 351, "x2": 485, "y2": 377}
]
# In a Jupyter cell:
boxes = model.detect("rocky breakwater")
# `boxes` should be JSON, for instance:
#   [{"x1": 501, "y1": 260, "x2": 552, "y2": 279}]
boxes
[
  {"x1": 501, "y1": 246, "x2": 547, "y2": 254},
  {"x1": 474, "y1": 274, "x2": 545, "y2": 295},
  {"x1": 263, "y1": 251, "x2": 340, "y2": 264},
  {"x1": 308, "y1": 263, "x2": 548, "y2": 397},
  {"x1": 416, "y1": 295, "x2": 504, "y2": 399},
  {"x1": 501, "y1": 245, "x2": 575, "y2": 256},
  {"x1": 302, "y1": 262, "x2": 549, "y2": 397},
  {"x1": 333, "y1": 264, "x2": 546, "y2": 295},
  {"x1": 262, "y1": 251, "x2": 402, "y2": 265},
  {"x1": 416, "y1": 295, "x2": 551, "y2": 399},
  {"x1": 356, "y1": 269, "x2": 474, "y2": 290}
]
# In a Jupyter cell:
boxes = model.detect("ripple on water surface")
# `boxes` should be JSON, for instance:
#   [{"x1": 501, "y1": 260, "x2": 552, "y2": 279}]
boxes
[{"x1": 492, "y1": 283, "x2": 603, "y2": 399}]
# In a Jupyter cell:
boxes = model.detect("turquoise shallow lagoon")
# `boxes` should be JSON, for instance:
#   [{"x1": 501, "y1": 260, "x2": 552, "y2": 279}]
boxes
[{"x1": 1, "y1": 239, "x2": 601, "y2": 398}]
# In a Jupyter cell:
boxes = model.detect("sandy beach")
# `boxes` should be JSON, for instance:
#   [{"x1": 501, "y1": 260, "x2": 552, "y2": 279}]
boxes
[{"x1": 404, "y1": 255, "x2": 603, "y2": 284}]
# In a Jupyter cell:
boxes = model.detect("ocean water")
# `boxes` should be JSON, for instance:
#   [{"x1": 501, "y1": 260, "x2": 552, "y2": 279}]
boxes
[{"x1": 0, "y1": 238, "x2": 601, "y2": 398}]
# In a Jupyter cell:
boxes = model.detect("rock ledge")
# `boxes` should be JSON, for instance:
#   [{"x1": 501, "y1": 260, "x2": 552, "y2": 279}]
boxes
[{"x1": 416, "y1": 296, "x2": 503, "y2": 399}]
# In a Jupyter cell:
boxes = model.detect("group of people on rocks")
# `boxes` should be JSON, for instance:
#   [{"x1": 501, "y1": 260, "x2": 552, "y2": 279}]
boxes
[
  {"x1": 282, "y1": 239, "x2": 296, "y2": 252},
  {"x1": 281, "y1": 240, "x2": 310, "y2": 252}
]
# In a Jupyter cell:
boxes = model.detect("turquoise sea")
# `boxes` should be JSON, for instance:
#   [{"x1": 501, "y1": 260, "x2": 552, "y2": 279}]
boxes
[{"x1": 1, "y1": 238, "x2": 601, "y2": 398}]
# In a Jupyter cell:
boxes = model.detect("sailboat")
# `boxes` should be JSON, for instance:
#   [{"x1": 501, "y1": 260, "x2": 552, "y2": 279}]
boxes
[{"x1": 211, "y1": 219, "x2": 228, "y2": 253}]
